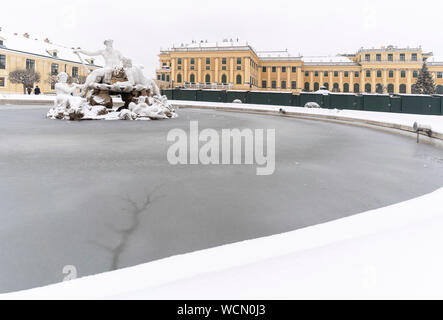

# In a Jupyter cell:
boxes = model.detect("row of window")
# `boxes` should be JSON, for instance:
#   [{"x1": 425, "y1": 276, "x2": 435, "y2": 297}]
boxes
[
  {"x1": 363, "y1": 53, "x2": 418, "y2": 62},
  {"x1": 177, "y1": 57, "x2": 243, "y2": 65},
  {"x1": 262, "y1": 66, "x2": 298, "y2": 73},
  {"x1": 175, "y1": 74, "x2": 243, "y2": 85},
  {"x1": 303, "y1": 70, "x2": 443, "y2": 79},
  {"x1": 302, "y1": 82, "x2": 412, "y2": 93},
  {"x1": 262, "y1": 80, "x2": 297, "y2": 90}
]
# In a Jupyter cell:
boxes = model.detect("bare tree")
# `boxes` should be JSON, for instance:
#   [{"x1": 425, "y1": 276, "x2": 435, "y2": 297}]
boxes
[{"x1": 9, "y1": 69, "x2": 41, "y2": 94}]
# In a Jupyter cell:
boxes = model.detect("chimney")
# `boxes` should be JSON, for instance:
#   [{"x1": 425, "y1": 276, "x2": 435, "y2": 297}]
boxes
[{"x1": 23, "y1": 33, "x2": 30, "y2": 38}]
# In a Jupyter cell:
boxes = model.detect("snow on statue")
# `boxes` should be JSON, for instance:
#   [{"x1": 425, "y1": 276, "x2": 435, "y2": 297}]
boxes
[{"x1": 47, "y1": 39, "x2": 177, "y2": 121}]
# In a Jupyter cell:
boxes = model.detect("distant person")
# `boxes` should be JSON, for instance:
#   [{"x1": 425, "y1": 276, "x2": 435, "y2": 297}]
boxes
[
  {"x1": 34, "y1": 86, "x2": 41, "y2": 95},
  {"x1": 27, "y1": 87, "x2": 32, "y2": 95}
]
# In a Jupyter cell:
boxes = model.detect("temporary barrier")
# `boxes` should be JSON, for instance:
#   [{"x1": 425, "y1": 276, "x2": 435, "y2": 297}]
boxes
[
  {"x1": 167, "y1": 89, "x2": 442, "y2": 116},
  {"x1": 400, "y1": 95, "x2": 441, "y2": 115},
  {"x1": 389, "y1": 96, "x2": 402, "y2": 113},
  {"x1": 197, "y1": 90, "x2": 226, "y2": 103},
  {"x1": 363, "y1": 95, "x2": 391, "y2": 112},
  {"x1": 226, "y1": 91, "x2": 248, "y2": 103}
]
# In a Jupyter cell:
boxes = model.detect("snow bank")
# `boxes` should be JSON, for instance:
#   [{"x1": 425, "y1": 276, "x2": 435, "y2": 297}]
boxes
[
  {"x1": 171, "y1": 100, "x2": 443, "y2": 136},
  {"x1": 2, "y1": 188, "x2": 443, "y2": 300}
]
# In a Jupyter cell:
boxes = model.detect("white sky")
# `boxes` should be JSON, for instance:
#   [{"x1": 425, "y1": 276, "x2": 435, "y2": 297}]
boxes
[{"x1": 2, "y1": 0, "x2": 443, "y2": 77}]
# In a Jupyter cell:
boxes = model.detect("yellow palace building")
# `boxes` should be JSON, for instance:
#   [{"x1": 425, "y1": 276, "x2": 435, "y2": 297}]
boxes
[
  {"x1": 0, "y1": 28, "x2": 101, "y2": 94},
  {"x1": 156, "y1": 39, "x2": 443, "y2": 95}
]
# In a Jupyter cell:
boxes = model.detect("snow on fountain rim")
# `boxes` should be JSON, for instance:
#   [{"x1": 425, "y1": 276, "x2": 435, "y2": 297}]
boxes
[{"x1": 2, "y1": 187, "x2": 443, "y2": 300}]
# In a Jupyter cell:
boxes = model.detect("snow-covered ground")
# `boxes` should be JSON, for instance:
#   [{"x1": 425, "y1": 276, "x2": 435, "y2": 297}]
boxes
[
  {"x1": 171, "y1": 100, "x2": 443, "y2": 136},
  {"x1": 0, "y1": 93, "x2": 55, "y2": 101},
  {"x1": 2, "y1": 187, "x2": 443, "y2": 300}
]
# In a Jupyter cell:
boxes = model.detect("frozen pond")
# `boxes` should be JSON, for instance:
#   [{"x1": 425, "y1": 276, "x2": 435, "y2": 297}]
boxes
[{"x1": 0, "y1": 105, "x2": 442, "y2": 293}]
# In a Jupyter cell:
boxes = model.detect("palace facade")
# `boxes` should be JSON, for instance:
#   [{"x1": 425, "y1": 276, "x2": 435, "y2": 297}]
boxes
[
  {"x1": 156, "y1": 40, "x2": 443, "y2": 94},
  {"x1": 0, "y1": 28, "x2": 102, "y2": 94}
]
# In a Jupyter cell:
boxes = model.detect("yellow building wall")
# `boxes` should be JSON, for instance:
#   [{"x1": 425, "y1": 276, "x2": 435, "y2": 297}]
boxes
[
  {"x1": 0, "y1": 48, "x2": 96, "y2": 94},
  {"x1": 157, "y1": 46, "x2": 443, "y2": 95}
]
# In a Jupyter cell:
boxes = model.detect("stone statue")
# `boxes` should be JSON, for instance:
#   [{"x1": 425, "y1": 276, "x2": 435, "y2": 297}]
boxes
[{"x1": 74, "y1": 39, "x2": 124, "y2": 69}]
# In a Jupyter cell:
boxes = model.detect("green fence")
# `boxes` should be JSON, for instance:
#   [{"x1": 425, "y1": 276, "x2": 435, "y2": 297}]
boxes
[
  {"x1": 400, "y1": 95, "x2": 441, "y2": 115},
  {"x1": 161, "y1": 89, "x2": 442, "y2": 116}
]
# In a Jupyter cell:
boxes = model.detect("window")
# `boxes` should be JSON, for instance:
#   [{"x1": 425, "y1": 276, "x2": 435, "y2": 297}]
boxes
[
  {"x1": 237, "y1": 57, "x2": 242, "y2": 64},
  {"x1": 177, "y1": 66, "x2": 182, "y2": 70},
  {"x1": 412, "y1": 53, "x2": 417, "y2": 61},
  {"x1": 305, "y1": 71, "x2": 309, "y2": 77},
  {"x1": 161, "y1": 74, "x2": 165, "y2": 81},
  {"x1": 262, "y1": 80, "x2": 267, "y2": 88},
  {"x1": 236, "y1": 66, "x2": 241, "y2": 70},
  {"x1": 51, "y1": 82, "x2": 55, "y2": 90},
  {"x1": 236, "y1": 74, "x2": 242, "y2": 85},
  {"x1": 206, "y1": 66, "x2": 210, "y2": 70},
  {"x1": 365, "y1": 54, "x2": 370, "y2": 61},
  {"x1": 365, "y1": 83, "x2": 372, "y2": 93},
  {"x1": 272, "y1": 67, "x2": 276, "y2": 73},
  {"x1": 355, "y1": 71, "x2": 359, "y2": 78},
  {"x1": 376, "y1": 54, "x2": 381, "y2": 61},
  {"x1": 177, "y1": 74, "x2": 182, "y2": 83},
  {"x1": 72, "y1": 66, "x2": 78, "y2": 78},
  {"x1": 166, "y1": 75, "x2": 170, "y2": 82},
  {"x1": 26, "y1": 59, "x2": 35, "y2": 70},
  {"x1": 177, "y1": 58, "x2": 182, "y2": 65},
  {"x1": 271, "y1": 80, "x2": 276, "y2": 89},
  {"x1": 291, "y1": 81, "x2": 297, "y2": 89},
  {"x1": 366, "y1": 70, "x2": 371, "y2": 77},
  {"x1": 157, "y1": 75, "x2": 161, "y2": 80},
  {"x1": 334, "y1": 71, "x2": 338, "y2": 77},
  {"x1": 221, "y1": 74, "x2": 227, "y2": 84},
  {"x1": 314, "y1": 82, "x2": 319, "y2": 91},
  {"x1": 205, "y1": 74, "x2": 211, "y2": 83},
  {"x1": 333, "y1": 83, "x2": 339, "y2": 92},
  {"x1": 206, "y1": 58, "x2": 210, "y2": 64},
  {"x1": 377, "y1": 70, "x2": 382, "y2": 78},
  {"x1": 262, "y1": 67, "x2": 267, "y2": 72},
  {"x1": 400, "y1": 84, "x2": 407, "y2": 93},
  {"x1": 190, "y1": 74, "x2": 195, "y2": 83},
  {"x1": 291, "y1": 67, "x2": 296, "y2": 73},
  {"x1": 344, "y1": 71, "x2": 349, "y2": 77},
  {"x1": 388, "y1": 54, "x2": 393, "y2": 62},
  {"x1": 281, "y1": 81, "x2": 286, "y2": 89},
  {"x1": 324, "y1": 71, "x2": 328, "y2": 77},
  {"x1": 354, "y1": 83, "x2": 360, "y2": 93},
  {"x1": 413, "y1": 71, "x2": 418, "y2": 78},
  {"x1": 51, "y1": 63, "x2": 59, "y2": 75},
  {"x1": 190, "y1": 66, "x2": 195, "y2": 70},
  {"x1": 387, "y1": 84, "x2": 394, "y2": 93},
  {"x1": 0, "y1": 54, "x2": 5, "y2": 69},
  {"x1": 389, "y1": 70, "x2": 394, "y2": 78},
  {"x1": 315, "y1": 71, "x2": 319, "y2": 77},
  {"x1": 0, "y1": 40, "x2": 3, "y2": 46},
  {"x1": 190, "y1": 58, "x2": 195, "y2": 65},
  {"x1": 282, "y1": 67, "x2": 286, "y2": 73},
  {"x1": 323, "y1": 83, "x2": 329, "y2": 90},
  {"x1": 401, "y1": 70, "x2": 406, "y2": 78},
  {"x1": 222, "y1": 66, "x2": 227, "y2": 70},
  {"x1": 0, "y1": 77, "x2": 4, "y2": 87},
  {"x1": 437, "y1": 72, "x2": 443, "y2": 79},
  {"x1": 400, "y1": 54, "x2": 405, "y2": 61},
  {"x1": 222, "y1": 58, "x2": 227, "y2": 64},
  {"x1": 343, "y1": 83, "x2": 349, "y2": 92},
  {"x1": 304, "y1": 82, "x2": 310, "y2": 91}
]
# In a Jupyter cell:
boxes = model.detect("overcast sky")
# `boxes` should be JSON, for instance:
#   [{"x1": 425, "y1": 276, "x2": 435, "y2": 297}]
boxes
[{"x1": 2, "y1": 0, "x2": 443, "y2": 77}]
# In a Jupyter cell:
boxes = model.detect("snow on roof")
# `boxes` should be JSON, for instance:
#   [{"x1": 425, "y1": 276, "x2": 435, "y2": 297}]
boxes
[
  {"x1": 426, "y1": 56, "x2": 443, "y2": 65},
  {"x1": 166, "y1": 39, "x2": 253, "y2": 52},
  {"x1": 0, "y1": 29, "x2": 104, "y2": 67},
  {"x1": 302, "y1": 55, "x2": 356, "y2": 65}
]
